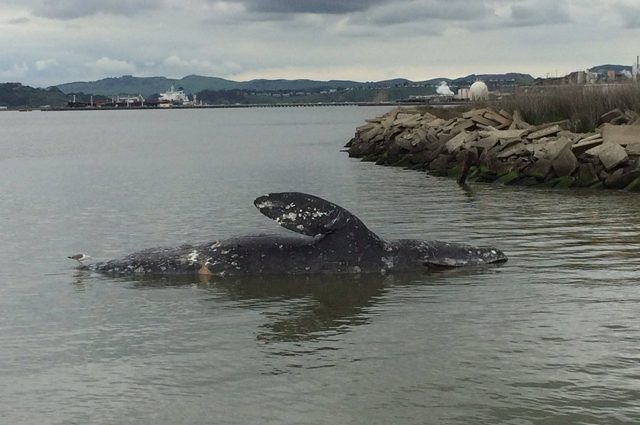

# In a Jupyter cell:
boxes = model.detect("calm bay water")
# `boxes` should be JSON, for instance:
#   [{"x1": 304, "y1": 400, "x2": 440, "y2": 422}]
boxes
[{"x1": 1, "y1": 107, "x2": 640, "y2": 424}]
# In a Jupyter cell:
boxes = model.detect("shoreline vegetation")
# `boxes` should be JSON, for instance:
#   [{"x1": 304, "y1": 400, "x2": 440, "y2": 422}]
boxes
[
  {"x1": 498, "y1": 84, "x2": 640, "y2": 133},
  {"x1": 346, "y1": 86, "x2": 640, "y2": 191}
]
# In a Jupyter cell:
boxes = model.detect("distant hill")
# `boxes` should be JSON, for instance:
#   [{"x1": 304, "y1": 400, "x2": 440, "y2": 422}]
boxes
[
  {"x1": 55, "y1": 73, "x2": 535, "y2": 97},
  {"x1": 56, "y1": 75, "x2": 240, "y2": 96},
  {"x1": 452, "y1": 73, "x2": 535, "y2": 85},
  {"x1": 237, "y1": 79, "x2": 363, "y2": 91},
  {"x1": 55, "y1": 75, "x2": 415, "y2": 96},
  {"x1": 0, "y1": 83, "x2": 68, "y2": 108},
  {"x1": 589, "y1": 64, "x2": 633, "y2": 75}
]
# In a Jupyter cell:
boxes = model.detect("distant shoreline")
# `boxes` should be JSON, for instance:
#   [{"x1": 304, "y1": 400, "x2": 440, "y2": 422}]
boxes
[{"x1": 5, "y1": 100, "x2": 468, "y2": 112}]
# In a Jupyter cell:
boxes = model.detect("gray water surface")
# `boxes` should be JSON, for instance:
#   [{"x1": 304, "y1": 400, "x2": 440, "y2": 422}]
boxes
[{"x1": 1, "y1": 107, "x2": 640, "y2": 424}]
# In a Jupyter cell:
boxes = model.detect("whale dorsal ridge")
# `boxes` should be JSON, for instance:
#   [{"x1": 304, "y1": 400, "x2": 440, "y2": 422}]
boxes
[{"x1": 254, "y1": 192, "x2": 380, "y2": 241}]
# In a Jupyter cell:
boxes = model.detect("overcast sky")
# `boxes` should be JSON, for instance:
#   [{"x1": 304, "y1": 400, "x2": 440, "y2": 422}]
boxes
[{"x1": 1, "y1": 0, "x2": 638, "y2": 87}]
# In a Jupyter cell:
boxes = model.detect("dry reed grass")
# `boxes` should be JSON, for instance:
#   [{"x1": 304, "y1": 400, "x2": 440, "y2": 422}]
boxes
[{"x1": 492, "y1": 83, "x2": 640, "y2": 132}]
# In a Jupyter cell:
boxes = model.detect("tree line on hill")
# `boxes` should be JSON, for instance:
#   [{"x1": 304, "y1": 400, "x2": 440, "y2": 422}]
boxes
[{"x1": 0, "y1": 83, "x2": 69, "y2": 108}]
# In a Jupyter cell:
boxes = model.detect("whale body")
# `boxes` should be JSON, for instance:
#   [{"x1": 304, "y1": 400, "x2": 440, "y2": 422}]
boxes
[{"x1": 90, "y1": 192, "x2": 507, "y2": 277}]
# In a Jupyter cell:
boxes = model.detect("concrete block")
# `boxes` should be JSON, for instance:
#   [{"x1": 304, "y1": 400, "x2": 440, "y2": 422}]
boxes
[
  {"x1": 441, "y1": 118, "x2": 458, "y2": 132},
  {"x1": 422, "y1": 118, "x2": 446, "y2": 129},
  {"x1": 552, "y1": 147, "x2": 578, "y2": 177},
  {"x1": 625, "y1": 110, "x2": 640, "y2": 125},
  {"x1": 359, "y1": 125, "x2": 383, "y2": 143},
  {"x1": 604, "y1": 168, "x2": 626, "y2": 189},
  {"x1": 535, "y1": 136, "x2": 574, "y2": 161},
  {"x1": 601, "y1": 124, "x2": 640, "y2": 146},
  {"x1": 426, "y1": 127, "x2": 440, "y2": 144},
  {"x1": 527, "y1": 141, "x2": 547, "y2": 157},
  {"x1": 600, "y1": 108, "x2": 624, "y2": 124},
  {"x1": 470, "y1": 136, "x2": 499, "y2": 151},
  {"x1": 479, "y1": 129, "x2": 527, "y2": 139},
  {"x1": 626, "y1": 144, "x2": 640, "y2": 156},
  {"x1": 497, "y1": 142, "x2": 528, "y2": 159},
  {"x1": 462, "y1": 108, "x2": 489, "y2": 119},
  {"x1": 445, "y1": 131, "x2": 475, "y2": 153},
  {"x1": 527, "y1": 124, "x2": 562, "y2": 140},
  {"x1": 571, "y1": 136, "x2": 603, "y2": 155},
  {"x1": 356, "y1": 122, "x2": 376, "y2": 133},
  {"x1": 498, "y1": 109, "x2": 513, "y2": 121},
  {"x1": 575, "y1": 163, "x2": 599, "y2": 186},
  {"x1": 586, "y1": 143, "x2": 629, "y2": 170},
  {"x1": 511, "y1": 110, "x2": 533, "y2": 130},
  {"x1": 395, "y1": 135, "x2": 415, "y2": 151},
  {"x1": 420, "y1": 112, "x2": 438, "y2": 122},
  {"x1": 450, "y1": 119, "x2": 475, "y2": 135},
  {"x1": 471, "y1": 114, "x2": 498, "y2": 127},
  {"x1": 381, "y1": 114, "x2": 396, "y2": 131},
  {"x1": 483, "y1": 110, "x2": 512, "y2": 128},
  {"x1": 428, "y1": 154, "x2": 454, "y2": 175},
  {"x1": 393, "y1": 113, "x2": 422, "y2": 128},
  {"x1": 525, "y1": 158, "x2": 553, "y2": 179},
  {"x1": 414, "y1": 127, "x2": 428, "y2": 142},
  {"x1": 499, "y1": 138, "x2": 524, "y2": 150}
]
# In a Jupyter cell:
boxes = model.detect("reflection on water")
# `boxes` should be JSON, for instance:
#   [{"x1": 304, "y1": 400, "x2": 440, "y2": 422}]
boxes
[
  {"x1": 2, "y1": 108, "x2": 640, "y2": 424},
  {"x1": 130, "y1": 274, "x2": 390, "y2": 343},
  {"x1": 72, "y1": 257, "x2": 508, "y2": 348}
]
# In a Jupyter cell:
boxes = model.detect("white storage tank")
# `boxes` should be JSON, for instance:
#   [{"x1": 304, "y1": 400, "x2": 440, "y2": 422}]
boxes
[{"x1": 469, "y1": 81, "x2": 489, "y2": 101}]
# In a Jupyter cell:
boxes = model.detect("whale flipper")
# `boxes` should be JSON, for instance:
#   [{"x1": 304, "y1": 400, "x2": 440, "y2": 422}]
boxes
[
  {"x1": 422, "y1": 241, "x2": 507, "y2": 267},
  {"x1": 254, "y1": 192, "x2": 380, "y2": 242}
]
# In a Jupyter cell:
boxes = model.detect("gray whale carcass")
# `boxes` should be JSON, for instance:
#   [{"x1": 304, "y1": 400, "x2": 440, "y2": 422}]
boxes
[{"x1": 91, "y1": 192, "x2": 507, "y2": 277}]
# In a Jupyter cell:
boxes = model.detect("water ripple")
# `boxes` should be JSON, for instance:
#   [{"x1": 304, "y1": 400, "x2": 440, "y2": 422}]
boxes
[{"x1": 2, "y1": 108, "x2": 640, "y2": 424}]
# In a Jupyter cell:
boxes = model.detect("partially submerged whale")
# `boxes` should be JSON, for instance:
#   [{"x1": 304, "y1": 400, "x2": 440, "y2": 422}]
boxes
[{"x1": 89, "y1": 192, "x2": 507, "y2": 277}]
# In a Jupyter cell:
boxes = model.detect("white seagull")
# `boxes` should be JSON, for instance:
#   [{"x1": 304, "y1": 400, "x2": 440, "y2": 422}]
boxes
[{"x1": 68, "y1": 253, "x2": 91, "y2": 266}]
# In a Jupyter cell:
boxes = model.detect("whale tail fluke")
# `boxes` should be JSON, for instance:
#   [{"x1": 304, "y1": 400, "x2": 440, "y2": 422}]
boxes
[{"x1": 254, "y1": 192, "x2": 380, "y2": 242}]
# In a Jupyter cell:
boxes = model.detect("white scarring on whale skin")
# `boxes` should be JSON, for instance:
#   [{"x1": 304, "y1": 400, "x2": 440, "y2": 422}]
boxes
[{"x1": 186, "y1": 250, "x2": 199, "y2": 264}]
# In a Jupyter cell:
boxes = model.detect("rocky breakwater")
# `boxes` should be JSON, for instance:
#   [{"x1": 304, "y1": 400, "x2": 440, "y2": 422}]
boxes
[{"x1": 345, "y1": 107, "x2": 640, "y2": 190}]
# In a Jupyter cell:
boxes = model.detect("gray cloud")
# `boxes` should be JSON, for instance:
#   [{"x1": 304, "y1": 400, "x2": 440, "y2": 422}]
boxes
[
  {"x1": 7, "y1": 17, "x2": 31, "y2": 25},
  {"x1": 30, "y1": 0, "x2": 162, "y2": 19},
  {"x1": 508, "y1": 0, "x2": 571, "y2": 27},
  {"x1": 462, "y1": 0, "x2": 572, "y2": 31},
  {"x1": 237, "y1": 0, "x2": 390, "y2": 14},
  {"x1": 220, "y1": 0, "x2": 493, "y2": 22},
  {"x1": 360, "y1": 0, "x2": 492, "y2": 26},
  {"x1": 0, "y1": 0, "x2": 634, "y2": 87},
  {"x1": 618, "y1": 5, "x2": 640, "y2": 28},
  {"x1": 205, "y1": 0, "x2": 536, "y2": 30}
]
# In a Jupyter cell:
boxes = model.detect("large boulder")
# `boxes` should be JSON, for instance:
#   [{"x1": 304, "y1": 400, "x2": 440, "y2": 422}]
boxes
[
  {"x1": 571, "y1": 134, "x2": 603, "y2": 155},
  {"x1": 549, "y1": 138, "x2": 579, "y2": 177},
  {"x1": 586, "y1": 143, "x2": 629, "y2": 171},
  {"x1": 601, "y1": 124, "x2": 640, "y2": 146}
]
